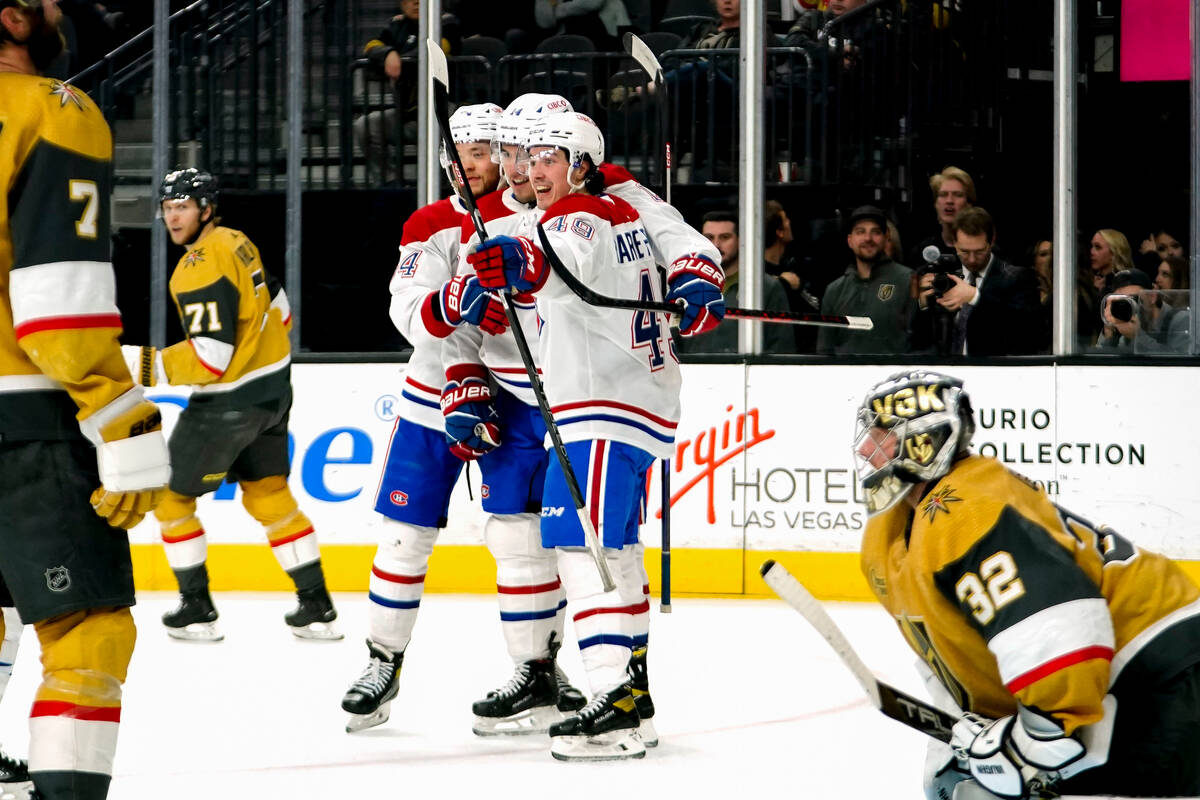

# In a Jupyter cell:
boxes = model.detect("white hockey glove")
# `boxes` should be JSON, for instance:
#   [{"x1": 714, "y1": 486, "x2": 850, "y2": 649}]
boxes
[
  {"x1": 121, "y1": 344, "x2": 167, "y2": 387},
  {"x1": 82, "y1": 388, "x2": 171, "y2": 529},
  {"x1": 925, "y1": 712, "x2": 986, "y2": 800}
]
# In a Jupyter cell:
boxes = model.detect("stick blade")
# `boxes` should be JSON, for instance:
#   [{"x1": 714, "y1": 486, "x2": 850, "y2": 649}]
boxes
[
  {"x1": 426, "y1": 38, "x2": 448, "y2": 89},
  {"x1": 848, "y1": 316, "x2": 875, "y2": 330},
  {"x1": 623, "y1": 32, "x2": 664, "y2": 82}
]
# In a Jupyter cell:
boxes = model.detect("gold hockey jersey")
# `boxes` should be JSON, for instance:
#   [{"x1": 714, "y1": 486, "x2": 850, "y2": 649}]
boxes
[
  {"x1": 163, "y1": 226, "x2": 292, "y2": 407},
  {"x1": 0, "y1": 73, "x2": 133, "y2": 440},
  {"x1": 861, "y1": 454, "x2": 1200, "y2": 735}
]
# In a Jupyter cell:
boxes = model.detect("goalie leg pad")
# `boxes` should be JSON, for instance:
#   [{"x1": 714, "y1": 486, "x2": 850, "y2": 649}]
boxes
[
  {"x1": 486, "y1": 513, "x2": 562, "y2": 662},
  {"x1": 557, "y1": 547, "x2": 640, "y2": 695},
  {"x1": 368, "y1": 520, "x2": 438, "y2": 652},
  {"x1": 154, "y1": 492, "x2": 207, "y2": 572}
]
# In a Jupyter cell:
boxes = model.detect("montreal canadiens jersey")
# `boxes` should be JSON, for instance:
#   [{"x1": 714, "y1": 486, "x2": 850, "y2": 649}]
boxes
[
  {"x1": 598, "y1": 163, "x2": 720, "y2": 269},
  {"x1": 388, "y1": 195, "x2": 467, "y2": 430},
  {"x1": 166, "y1": 226, "x2": 292, "y2": 407},
  {"x1": 0, "y1": 73, "x2": 134, "y2": 441},
  {"x1": 519, "y1": 192, "x2": 680, "y2": 458},
  {"x1": 860, "y1": 454, "x2": 1200, "y2": 735}
]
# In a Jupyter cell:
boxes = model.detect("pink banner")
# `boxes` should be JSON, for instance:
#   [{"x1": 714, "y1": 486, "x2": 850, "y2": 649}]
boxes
[{"x1": 1121, "y1": 0, "x2": 1191, "y2": 81}]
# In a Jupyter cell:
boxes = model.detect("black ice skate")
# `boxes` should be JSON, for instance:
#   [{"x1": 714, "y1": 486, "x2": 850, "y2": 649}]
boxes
[
  {"x1": 628, "y1": 645, "x2": 657, "y2": 747},
  {"x1": 546, "y1": 632, "x2": 586, "y2": 713},
  {"x1": 342, "y1": 639, "x2": 402, "y2": 733},
  {"x1": 162, "y1": 590, "x2": 223, "y2": 642},
  {"x1": 472, "y1": 658, "x2": 564, "y2": 736},
  {"x1": 548, "y1": 683, "x2": 644, "y2": 761},
  {"x1": 0, "y1": 746, "x2": 32, "y2": 799},
  {"x1": 285, "y1": 586, "x2": 342, "y2": 641}
]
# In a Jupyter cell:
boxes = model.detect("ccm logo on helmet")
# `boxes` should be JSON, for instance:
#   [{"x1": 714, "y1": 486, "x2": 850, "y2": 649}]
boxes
[{"x1": 872, "y1": 386, "x2": 945, "y2": 425}]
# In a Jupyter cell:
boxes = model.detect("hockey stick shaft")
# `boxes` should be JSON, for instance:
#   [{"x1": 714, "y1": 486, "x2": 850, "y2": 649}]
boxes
[
  {"x1": 427, "y1": 41, "x2": 615, "y2": 593},
  {"x1": 534, "y1": 225, "x2": 872, "y2": 330},
  {"x1": 760, "y1": 559, "x2": 959, "y2": 743},
  {"x1": 660, "y1": 458, "x2": 671, "y2": 612},
  {"x1": 622, "y1": 33, "x2": 671, "y2": 207}
]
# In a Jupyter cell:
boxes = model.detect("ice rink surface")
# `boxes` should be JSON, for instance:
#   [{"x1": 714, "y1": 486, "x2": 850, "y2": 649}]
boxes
[{"x1": 0, "y1": 592, "x2": 962, "y2": 799}]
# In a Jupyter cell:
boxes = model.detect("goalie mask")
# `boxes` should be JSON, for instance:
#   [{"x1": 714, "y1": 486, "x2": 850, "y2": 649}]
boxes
[
  {"x1": 853, "y1": 370, "x2": 975, "y2": 516},
  {"x1": 491, "y1": 93, "x2": 573, "y2": 164},
  {"x1": 522, "y1": 112, "x2": 604, "y2": 190}
]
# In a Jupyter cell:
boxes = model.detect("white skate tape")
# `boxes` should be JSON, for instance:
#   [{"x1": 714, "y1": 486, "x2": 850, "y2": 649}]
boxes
[
  {"x1": 472, "y1": 705, "x2": 566, "y2": 737},
  {"x1": 550, "y1": 729, "x2": 646, "y2": 762},
  {"x1": 165, "y1": 620, "x2": 224, "y2": 642},
  {"x1": 290, "y1": 620, "x2": 343, "y2": 641},
  {"x1": 637, "y1": 717, "x2": 658, "y2": 748},
  {"x1": 345, "y1": 702, "x2": 392, "y2": 733}
]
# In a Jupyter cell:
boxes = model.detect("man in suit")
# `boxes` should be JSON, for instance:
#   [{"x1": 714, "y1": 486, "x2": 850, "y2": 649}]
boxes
[{"x1": 911, "y1": 206, "x2": 1041, "y2": 356}]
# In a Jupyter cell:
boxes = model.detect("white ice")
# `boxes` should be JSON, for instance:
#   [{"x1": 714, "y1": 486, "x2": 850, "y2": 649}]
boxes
[{"x1": 0, "y1": 593, "x2": 961, "y2": 799}]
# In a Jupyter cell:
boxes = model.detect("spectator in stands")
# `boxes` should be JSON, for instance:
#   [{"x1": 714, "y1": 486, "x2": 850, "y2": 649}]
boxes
[
  {"x1": 533, "y1": 0, "x2": 630, "y2": 52},
  {"x1": 907, "y1": 166, "x2": 975, "y2": 270},
  {"x1": 679, "y1": 0, "x2": 738, "y2": 49},
  {"x1": 817, "y1": 206, "x2": 914, "y2": 355},
  {"x1": 1094, "y1": 268, "x2": 1190, "y2": 355},
  {"x1": 1155, "y1": 254, "x2": 1190, "y2": 293},
  {"x1": 1088, "y1": 228, "x2": 1132, "y2": 293},
  {"x1": 764, "y1": 200, "x2": 820, "y2": 352},
  {"x1": 884, "y1": 220, "x2": 903, "y2": 263},
  {"x1": 675, "y1": 210, "x2": 794, "y2": 354},
  {"x1": 1028, "y1": 237, "x2": 1052, "y2": 351},
  {"x1": 910, "y1": 206, "x2": 1040, "y2": 356},
  {"x1": 1139, "y1": 225, "x2": 1186, "y2": 260}
]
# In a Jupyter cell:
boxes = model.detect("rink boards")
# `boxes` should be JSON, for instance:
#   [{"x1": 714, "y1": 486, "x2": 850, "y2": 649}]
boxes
[{"x1": 127, "y1": 362, "x2": 1200, "y2": 600}]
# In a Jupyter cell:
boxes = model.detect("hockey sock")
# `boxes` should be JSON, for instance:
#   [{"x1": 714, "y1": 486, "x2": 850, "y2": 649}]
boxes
[
  {"x1": 486, "y1": 513, "x2": 563, "y2": 662},
  {"x1": 0, "y1": 607, "x2": 20, "y2": 700},
  {"x1": 557, "y1": 547, "x2": 639, "y2": 695},
  {"x1": 286, "y1": 561, "x2": 326, "y2": 594},
  {"x1": 172, "y1": 563, "x2": 210, "y2": 595},
  {"x1": 367, "y1": 520, "x2": 438, "y2": 652}
]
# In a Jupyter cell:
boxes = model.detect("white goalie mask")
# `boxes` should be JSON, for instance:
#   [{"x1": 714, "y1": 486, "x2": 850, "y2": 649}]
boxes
[
  {"x1": 491, "y1": 93, "x2": 573, "y2": 164},
  {"x1": 439, "y1": 102, "x2": 504, "y2": 171},
  {"x1": 852, "y1": 370, "x2": 975, "y2": 516},
  {"x1": 521, "y1": 113, "x2": 604, "y2": 190}
]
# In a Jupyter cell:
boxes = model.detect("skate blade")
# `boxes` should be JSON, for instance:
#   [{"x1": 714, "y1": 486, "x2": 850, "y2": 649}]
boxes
[
  {"x1": 0, "y1": 780, "x2": 36, "y2": 800},
  {"x1": 165, "y1": 622, "x2": 224, "y2": 642},
  {"x1": 345, "y1": 703, "x2": 391, "y2": 733},
  {"x1": 550, "y1": 730, "x2": 646, "y2": 761},
  {"x1": 637, "y1": 718, "x2": 658, "y2": 748},
  {"x1": 472, "y1": 705, "x2": 565, "y2": 737},
  {"x1": 291, "y1": 621, "x2": 344, "y2": 641}
]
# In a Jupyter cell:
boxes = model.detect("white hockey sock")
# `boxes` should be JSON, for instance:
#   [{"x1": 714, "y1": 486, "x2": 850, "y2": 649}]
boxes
[
  {"x1": 557, "y1": 547, "x2": 639, "y2": 695},
  {"x1": 0, "y1": 607, "x2": 20, "y2": 699},
  {"x1": 627, "y1": 541, "x2": 651, "y2": 651},
  {"x1": 367, "y1": 519, "x2": 438, "y2": 652},
  {"x1": 486, "y1": 514, "x2": 562, "y2": 662}
]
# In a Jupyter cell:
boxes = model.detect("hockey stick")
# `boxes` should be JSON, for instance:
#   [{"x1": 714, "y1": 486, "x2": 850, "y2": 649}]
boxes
[
  {"x1": 535, "y1": 226, "x2": 872, "y2": 330},
  {"x1": 622, "y1": 32, "x2": 671, "y2": 207},
  {"x1": 427, "y1": 40, "x2": 615, "y2": 593},
  {"x1": 759, "y1": 559, "x2": 958, "y2": 743},
  {"x1": 660, "y1": 458, "x2": 671, "y2": 612}
]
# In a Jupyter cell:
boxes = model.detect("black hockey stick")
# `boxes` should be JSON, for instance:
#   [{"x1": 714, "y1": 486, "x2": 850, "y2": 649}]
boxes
[
  {"x1": 759, "y1": 559, "x2": 959, "y2": 743},
  {"x1": 534, "y1": 225, "x2": 872, "y2": 330},
  {"x1": 427, "y1": 40, "x2": 615, "y2": 592}
]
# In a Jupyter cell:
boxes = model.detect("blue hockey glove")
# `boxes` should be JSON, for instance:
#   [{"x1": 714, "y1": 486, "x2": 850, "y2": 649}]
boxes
[
  {"x1": 440, "y1": 365, "x2": 502, "y2": 461},
  {"x1": 665, "y1": 253, "x2": 725, "y2": 336}
]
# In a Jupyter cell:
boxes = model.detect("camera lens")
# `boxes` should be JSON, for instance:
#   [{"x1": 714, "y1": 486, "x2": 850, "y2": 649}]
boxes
[
  {"x1": 1110, "y1": 297, "x2": 1134, "y2": 322},
  {"x1": 932, "y1": 273, "x2": 953, "y2": 295}
]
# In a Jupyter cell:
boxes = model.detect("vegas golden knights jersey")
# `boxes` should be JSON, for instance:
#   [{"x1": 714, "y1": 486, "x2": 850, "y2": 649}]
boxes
[
  {"x1": 163, "y1": 226, "x2": 292, "y2": 407},
  {"x1": 861, "y1": 454, "x2": 1200, "y2": 735},
  {"x1": 0, "y1": 73, "x2": 134, "y2": 440}
]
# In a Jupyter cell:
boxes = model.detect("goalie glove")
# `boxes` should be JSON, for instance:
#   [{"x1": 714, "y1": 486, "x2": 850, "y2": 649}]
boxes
[
  {"x1": 80, "y1": 388, "x2": 171, "y2": 530},
  {"x1": 965, "y1": 704, "x2": 1089, "y2": 799},
  {"x1": 435, "y1": 275, "x2": 509, "y2": 335},
  {"x1": 467, "y1": 235, "x2": 548, "y2": 294},
  {"x1": 440, "y1": 365, "x2": 501, "y2": 461},
  {"x1": 665, "y1": 254, "x2": 725, "y2": 336},
  {"x1": 121, "y1": 344, "x2": 166, "y2": 387}
]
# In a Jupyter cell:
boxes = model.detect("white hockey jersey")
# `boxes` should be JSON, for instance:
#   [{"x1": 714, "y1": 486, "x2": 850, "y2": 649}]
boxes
[
  {"x1": 518, "y1": 192, "x2": 680, "y2": 458},
  {"x1": 387, "y1": 195, "x2": 468, "y2": 430},
  {"x1": 597, "y1": 163, "x2": 720, "y2": 270}
]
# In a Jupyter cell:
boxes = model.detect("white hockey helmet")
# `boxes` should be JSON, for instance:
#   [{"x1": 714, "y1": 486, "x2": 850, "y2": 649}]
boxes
[
  {"x1": 852, "y1": 370, "x2": 975, "y2": 516},
  {"x1": 523, "y1": 112, "x2": 605, "y2": 174},
  {"x1": 491, "y1": 93, "x2": 573, "y2": 163},
  {"x1": 439, "y1": 102, "x2": 504, "y2": 169}
]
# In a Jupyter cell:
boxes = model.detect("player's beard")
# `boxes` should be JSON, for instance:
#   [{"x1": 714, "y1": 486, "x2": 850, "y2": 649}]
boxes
[{"x1": 21, "y1": 13, "x2": 65, "y2": 74}]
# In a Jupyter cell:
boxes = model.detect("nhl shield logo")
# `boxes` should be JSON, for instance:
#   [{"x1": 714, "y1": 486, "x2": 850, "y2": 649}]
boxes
[
  {"x1": 45, "y1": 566, "x2": 71, "y2": 593},
  {"x1": 877, "y1": 284, "x2": 895, "y2": 301}
]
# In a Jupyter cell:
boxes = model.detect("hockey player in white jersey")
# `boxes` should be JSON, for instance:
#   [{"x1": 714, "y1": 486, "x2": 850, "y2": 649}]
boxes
[{"x1": 467, "y1": 113, "x2": 725, "y2": 760}]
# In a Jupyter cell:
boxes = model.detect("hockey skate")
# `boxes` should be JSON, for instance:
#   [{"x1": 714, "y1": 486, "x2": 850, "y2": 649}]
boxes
[
  {"x1": 472, "y1": 658, "x2": 564, "y2": 736},
  {"x1": 342, "y1": 639, "x2": 402, "y2": 733},
  {"x1": 548, "y1": 683, "x2": 645, "y2": 761},
  {"x1": 546, "y1": 633, "x2": 586, "y2": 713},
  {"x1": 162, "y1": 590, "x2": 223, "y2": 642},
  {"x1": 285, "y1": 586, "x2": 343, "y2": 641},
  {"x1": 0, "y1": 746, "x2": 32, "y2": 800},
  {"x1": 628, "y1": 646, "x2": 658, "y2": 747}
]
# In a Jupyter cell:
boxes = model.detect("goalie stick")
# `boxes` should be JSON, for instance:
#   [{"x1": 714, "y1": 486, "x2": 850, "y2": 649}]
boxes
[
  {"x1": 759, "y1": 559, "x2": 959, "y2": 743},
  {"x1": 427, "y1": 40, "x2": 615, "y2": 593}
]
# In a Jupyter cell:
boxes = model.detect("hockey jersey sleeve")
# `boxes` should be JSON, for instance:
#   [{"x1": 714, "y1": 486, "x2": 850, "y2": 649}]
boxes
[
  {"x1": 602, "y1": 171, "x2": 722, "y2": 271},
  {"x1": 161, "y1": 242, "x2": 242, "y2": 384},
  {"x1": 7, "y1": 82, "x2": 136, "y2": 425},
  {"x1": 389, "y1": 202, "x2": 461, "y2": 347}
]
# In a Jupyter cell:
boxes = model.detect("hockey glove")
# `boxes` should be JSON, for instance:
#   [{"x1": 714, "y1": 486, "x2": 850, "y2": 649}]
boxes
[
  {"x1": 82, "y1": 388, "x2": 171, "y2": 530},
  {"x1": 436, "y1": 275, "x2": 509, "y2": 335},
  {"x1": 965, "y1": 704, "x2": 1088, "y2": 799},
  {"x1": 121, "y1": 344, "x2": 166, "y2": 387},
  {"x1": 440, "y1": 365, "x2": 502, "y2": 461},
  {"x1": 665, "y1": 254, "x2": 725, "y2": 337},
  {"x1": 467, "y1": 235, "x2": 548, "y2": 294}
]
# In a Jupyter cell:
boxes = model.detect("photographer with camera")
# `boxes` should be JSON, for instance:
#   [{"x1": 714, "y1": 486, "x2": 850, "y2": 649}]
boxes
[
  {"x1": 1095, "y1": 268, "x2": 1190, "y2": 355},
  {"x1": 910, "y1": 206, "x2": 1041, "y2": 356}
]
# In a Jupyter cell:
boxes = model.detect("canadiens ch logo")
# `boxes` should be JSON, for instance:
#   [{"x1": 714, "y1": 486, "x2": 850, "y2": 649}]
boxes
[
  {"x1": 183, "y1": 248, "x2": 206, "y2": 267},
  {"x1": 45, "y1": 566, "x2": 71, "y2": 593},
  {"x1": 45, "y1": 80, "x2": 86, "y2": 110},
  {"x1": 921, "y1": 486, "x2": 961, "y2": 522},
  {"x1": 390, "y1": 490, "x2": 409, "y2": 506},
  {"x1": 877, "y1": 284, "x2": 895, "y2": 301}
]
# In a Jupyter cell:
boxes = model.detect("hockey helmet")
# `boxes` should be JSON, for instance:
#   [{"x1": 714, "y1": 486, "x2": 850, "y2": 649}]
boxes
[
  {"x1": 159, "y1": 167, "x2": 219, "y2": 211},
  {"x1": 439, "y1": 102, "x2": 503, "y2": 170},
  {"x1": 491, "y1": 93, "x2": 573, "y2": 163},
  {"x1": 853, "y1": 370, "x2": 975, "y2": 516},
  {"x1": 522, "y1": 113, "x2": 604, "y2": 179}
]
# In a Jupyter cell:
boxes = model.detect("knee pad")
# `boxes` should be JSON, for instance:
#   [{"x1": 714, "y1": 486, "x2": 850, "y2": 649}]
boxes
[
  {"x1": 484, "y1": 513, "x2": 552, "y2": 561},
  {"x1": 375, "y1": 519, "x2": 438, "y2": 574},
  {"x1": 556, "y1": 547, "x2": 639, "y2": 605},
  {"x1": 153, "y1": 491, "x2": 199, "y2": 530},
  {"x1": 154, "y1": 491, "x2": 205, "y2": 570},
  {"x1": 35, "y1": 608, "x2": 136, "y2": 704},
  {"x1": 241, "y1": 476, "x2": 316, "y2": 551}
]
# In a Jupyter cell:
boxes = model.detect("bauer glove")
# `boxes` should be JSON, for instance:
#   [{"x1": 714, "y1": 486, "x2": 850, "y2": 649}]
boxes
[
  {"x1": 665, "y1": 254, "x2": 725, "y2": 336},
  {"x1": 436, "y1": 274, "x2": 509, "y2": 334},
  {"x1": 440, "y1": 365, "x2": 501, "y2": 461},
  {"x1": 468, "y1": 235, "x2": 547, "y2": 294},
  {"x1": 81, "y1": 388, "x2": 171, "y2": 529}
]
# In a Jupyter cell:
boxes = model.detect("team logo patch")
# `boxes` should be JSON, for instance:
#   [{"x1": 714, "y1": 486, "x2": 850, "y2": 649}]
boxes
[
  {"x1": 183, "y1": 248, "x2": 206, "y2": 267},
  {"x1": 904, "y1": 432, "x2": 936, "y2": 465},
  {"x1": 877, "y1": 284, "x2": 895, "y2": 301},
  {"x1": 921, "y1": 486, "x2": 961, "y2": 523},
  {"x1": 570, "y1": 219, "x2": 595, "y2": 240},
  {"x1": 45, "y1": 566, "x2": 71, "y2": 593},
  {"x1": 45, "y1": 80, "x2": 86, "y2": 111},
  {"x1": 480, "y1": 484, "x2": 490, "y2": 499},
  {"x1": 395, "y1": 251, "x2": 421, "y2": 279},
  {"x1": 390, "y1": 490, "x2": 409, "y2": 506}
]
